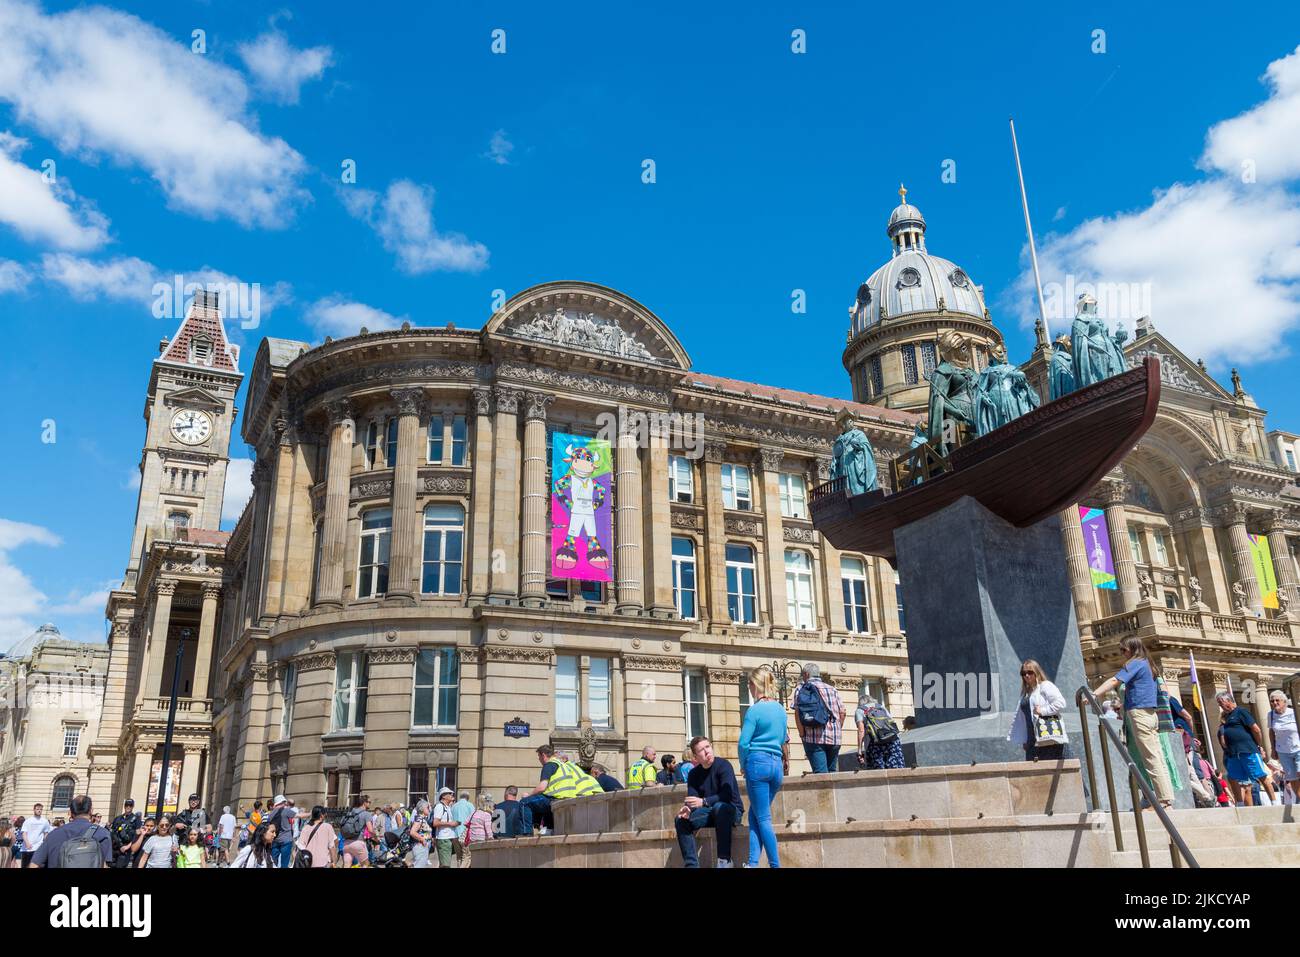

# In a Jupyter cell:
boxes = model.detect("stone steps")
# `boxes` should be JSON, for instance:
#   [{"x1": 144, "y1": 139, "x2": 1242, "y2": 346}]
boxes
[{"x1": 1106, "y1": 805, "x2": 1300, "y2": 868}]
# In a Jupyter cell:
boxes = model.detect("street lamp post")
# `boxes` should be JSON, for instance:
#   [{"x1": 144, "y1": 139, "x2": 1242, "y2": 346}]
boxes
[
  {"x1": 769, "y1": 659, "x2": 806, "y2": 705},
  {"x1": 154, "y1": 632, "x2": 188, "y2": 824}
]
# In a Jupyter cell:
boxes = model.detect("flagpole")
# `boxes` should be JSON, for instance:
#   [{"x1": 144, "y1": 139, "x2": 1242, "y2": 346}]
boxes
[
  {"x1": 1009, "y1": 117, "x2": 1052, "y2": 344},
  {"x1": 1189, "y1": 652, "x2": 1217, "y2": 772}
]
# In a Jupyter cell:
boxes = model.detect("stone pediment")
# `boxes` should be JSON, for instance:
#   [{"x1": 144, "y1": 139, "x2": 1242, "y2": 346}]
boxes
[
  {"x1": 163, "y1": 387, "x2": 226, "y2": 411},
  {"x1": 1127, "y1": 333, "x2": 1228, "y2": 401},
  {"x1": 486, "y1": 281, "x2": 691, "y2": 370}
]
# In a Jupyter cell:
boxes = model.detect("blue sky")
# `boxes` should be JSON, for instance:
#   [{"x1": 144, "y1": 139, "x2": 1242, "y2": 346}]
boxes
[{"x1": 2, "y1": 0, "x2": 1299, "y2": 647}]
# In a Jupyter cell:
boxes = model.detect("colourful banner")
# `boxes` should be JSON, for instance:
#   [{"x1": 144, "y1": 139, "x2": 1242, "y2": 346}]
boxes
[
  {"x1": 1249, "y1": 533, "x2": 1278, "y2": 609},
  {"x1": 147, "y1": 759, "x2": 183, "y2": 813},
  {"x1": 1079, "y1": 506, "x2": 1117, "y2": 590},
  {"x1": 550, "y1": 432, "x2": 614, "y2": 582}
]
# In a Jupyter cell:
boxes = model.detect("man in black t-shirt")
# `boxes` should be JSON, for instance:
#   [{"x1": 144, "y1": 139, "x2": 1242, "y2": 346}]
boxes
[
  {"x1": 1216, "y1": 693, "x2": 1278, "y2": 806},
  {"x1": 590, "y1": 764, "x2": 624, "y2": 792}
]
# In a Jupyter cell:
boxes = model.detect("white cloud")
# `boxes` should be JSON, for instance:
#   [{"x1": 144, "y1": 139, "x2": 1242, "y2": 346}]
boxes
[
  {"x1": 122, "y1": 468, "x2": 141, "y2": 491},
  {"x1": 238, "y1": 30, "x2": 333, "y2": 105},
  {"x1": 41, "y1": 252, "x2": 156, "y2": 303},
  {"x1": 0, "y1": 258, "x2": 31, "y2": 293},
  {"x1": 0, "y1": 130, "x2": 108, "y2": 249},
  {"x1": 1052, "y1": 206, "x2": 1067, "y2": 223},
  {"x1": 0, "y1": 0, "x2": 309, "y2": 228},
  {"x1": 47, "y1": 584, "x2": 112, "y2": 616},
  {"x1": 1201, "y1": 45, "x2": 1300, "y2": 184},
  {"x1": 0, "y1": 518, "x2": 59, "y2": 651},
  {"x1": 484, "y1": 129, "x2": 514, "y2": 166},
  {"x1": 222, "y1": 458, "x2": 254, "y2": 524},
  {"x1": 1009, "y1": 47, "x2": 1300, "y2": 365},
  {"x1": 305, "y1": 295, "x2": 406, "y2": 339},
  {"x1": 341, "y1": 179, "x2": 488, "y2": 274}
]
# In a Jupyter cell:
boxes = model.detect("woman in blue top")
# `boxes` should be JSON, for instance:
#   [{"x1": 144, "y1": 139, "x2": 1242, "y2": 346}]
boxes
[
  {"x1": 738, "y1": 666, "x2": 790, "y2": 868},
  {"x1": 1091, "y1": 635, "x2": 1174, "y2": 809}
]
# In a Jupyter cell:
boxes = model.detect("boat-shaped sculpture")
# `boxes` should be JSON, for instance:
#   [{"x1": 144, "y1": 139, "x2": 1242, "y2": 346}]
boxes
[{"x1": 810, "y1": 356, "x2": 1161, "y2": 561}]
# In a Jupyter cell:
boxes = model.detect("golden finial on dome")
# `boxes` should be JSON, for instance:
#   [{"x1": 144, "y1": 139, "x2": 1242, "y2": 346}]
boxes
[{"x1": 898, "y1": 183, "x2": 908, "y2": 204}]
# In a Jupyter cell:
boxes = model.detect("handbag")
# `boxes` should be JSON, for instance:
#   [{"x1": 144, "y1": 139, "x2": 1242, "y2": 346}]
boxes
[
  {"x1": 294, "y1": 821, "x2": 324, "y2": 869},
  {"x1": 1033, "y1": 711, "x2": 1067, "y2": 747}
]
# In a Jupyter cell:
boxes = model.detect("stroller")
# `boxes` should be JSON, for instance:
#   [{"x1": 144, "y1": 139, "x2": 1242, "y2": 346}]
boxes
[{"x1": 374, "y1": 829, "x2": 413, "y2": 868}]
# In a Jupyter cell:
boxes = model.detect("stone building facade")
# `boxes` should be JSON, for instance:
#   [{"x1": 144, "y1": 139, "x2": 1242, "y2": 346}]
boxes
[
  {"x1": 0, "y1": 625, "x2": 109, "y2": 817},
  {"x1": 91, "y1": 197, "x2": 1300, "y2": 814}
]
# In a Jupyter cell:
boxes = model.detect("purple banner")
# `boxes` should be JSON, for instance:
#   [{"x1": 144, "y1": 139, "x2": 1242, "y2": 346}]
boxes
[{"x1": 1079, "y1": 506, "x2": 1117, "y2": 590}]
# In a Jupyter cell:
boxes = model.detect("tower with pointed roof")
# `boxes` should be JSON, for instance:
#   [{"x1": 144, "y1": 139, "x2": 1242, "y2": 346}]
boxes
[
  {"x1": 842, "y1": 188, "x2": 1005, "y2": 415},
  {"x1": 121, "y1": 290, "x2": 243, "y2": 588}
]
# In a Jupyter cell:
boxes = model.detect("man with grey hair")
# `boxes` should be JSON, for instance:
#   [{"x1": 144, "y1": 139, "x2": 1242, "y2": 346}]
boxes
[{"x1": 793, "y1": 663, "x2": 847, "y2": 774}]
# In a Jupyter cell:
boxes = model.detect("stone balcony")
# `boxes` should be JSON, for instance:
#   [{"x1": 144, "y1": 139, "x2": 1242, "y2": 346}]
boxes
[
  {"x1": 131, "y1": 696, "x2": 214, "y2": 724},
  {"x1": 1088, "y1": 602, "x2": 1298, "y2": 652}
]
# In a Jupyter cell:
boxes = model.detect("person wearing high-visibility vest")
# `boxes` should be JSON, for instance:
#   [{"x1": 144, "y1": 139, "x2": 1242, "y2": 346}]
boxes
[
  {"x1": 626, "y1": 746, "x2": 659, "y2": 790},
  {"x1": 519, "y1": 744, "x2": 602, "y2": 834}
]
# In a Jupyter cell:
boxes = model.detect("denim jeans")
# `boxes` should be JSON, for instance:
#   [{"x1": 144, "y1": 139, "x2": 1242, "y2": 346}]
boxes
[
  {"x1": 743, "y1": 751, "x2": 783, "y2": 868},
  {"x1": 674, "y1": 803, "x2": 738, "y2": 867},
  {"x1": 271, "y1": 841, "x2": 294, "y2": 869},
  {"x1": 518, "y1": 794, "x2": 554, "y2": 833},
  {"x1": 803, "y1": 743, "x2": 840, "y2": 774}
]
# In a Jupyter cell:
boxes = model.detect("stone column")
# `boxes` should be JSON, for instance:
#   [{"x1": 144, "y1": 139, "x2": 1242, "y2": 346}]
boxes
[
  {"x1": 243, "y1": 456, "x2": 275, "y2": 626},
  {"x1": 129, "y1": 746, "x2": 155, "y2": 810},
  {"x1": 1176, "y1": 511, "x2": 1232, "y2": 613},
  {"x1": 468, "y1": 388, "x2": 494, "y2": 602},
  {"x1": 1265, "y1": 517, "x2": 1298, "y2": 618},
  {"x1": 615, "y1": 422, "x2": 644, "y2": 615},
  {"x1": 611, "y1": 657, "x2": 626, "y2": 742},
  {"x1": 1100, "y1": 480, "x2": 1140, "y2": 612},
  {"x1": 262, "y1": 418, "x2": 301, "y2": 617},
  {"x1": 642, "y1": 433, "x2": 675, "y2": 617},
  {"x1": 520, "y1": 392, "x2": 553, "y2": 607},
  {"x1": 180, "y1": 747, "x2": 203, "y2": 805},
  {"x1": 1252, "y1": 675, "x2": 1273, "y2": 755},
  {"x1": 702, "y1": 443, "x2": 729, "y2": 623},
  {"x1": 192, "y1": 582, "x2": 221, "y2": 700},
  {"x1": 140, "y1": 580, "x2": 176, "y2": 705},
  {"x1": 316, "y1": 400, "x2": 356, "y2": 607},
  {"x1": 755, "y1": 448, "x2": 790, "y2": 630},
  {"x1": 1058, "y1": 504, "x2": 1098, "y2": 638},
  {"x1": 488, "y1": 387, "x2": 522, "y2": 602},
  {"x1": 1221, "y1": 503, "x2": 1263, "y2": 615},
  {"x1": 386, "y1": 388, "x2": 426, "y2": 603}
]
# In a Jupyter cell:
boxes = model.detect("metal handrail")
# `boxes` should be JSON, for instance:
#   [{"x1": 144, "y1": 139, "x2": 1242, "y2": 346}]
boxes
[{"x1": 1074, "y1": 687, "x2": 1199, "y2": 868}]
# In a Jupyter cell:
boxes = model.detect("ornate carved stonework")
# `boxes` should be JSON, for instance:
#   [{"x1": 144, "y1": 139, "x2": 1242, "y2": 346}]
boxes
[
  {"x1": 503, "y1": 307, "x2": 664, "y2": 364},
  {"x1": 1098, "y1": 479, "x2": 1127, "y2": 507},
  {"x1": 670, "y1": 509, "x2": 703, "y2": 530},
  {"x1": 368, "y1": 647, "x2": 417, "y2": 665},
  {"x1": 756, "y1": 448, "x2": 784, "y2": 472},
  {"x1": 471, "y1": 387, "x2": 493, "y2": 417},
  {"x1": 325, "y1": 398, "x2": 355, "y2": 425},
  {"x1": 249, "y1": 663, "x2": 270, "y2": 682},
  {"x1": 725, "y1": 517, "x2": 762, "y2": 536},
  {"x1": 494, "y1": 386, "x2": 522, "y2": 415},
  {"x1": 306, "y1": 361, "x2": 486, "y2": 411},
  {"x1": 485, "y1": 646, "x2": 553, "y2": 664},
  {"x1": 420, "y1": 472, "x2": 470, "y2": 494},
  {"x1": 390, "y1": 386, "x2": 427, "y2": 417},
  {"x1": 495, "y1": 362, "x2": 672, "y2": 405},
  {"x1": 623, "y1": 654, "x2": 686, "y2": 673},
  {"x1": 353, "y1": 476, "x2": 394, "y2": 498},
  {"x1": 153, "y1": 580, "x2": 177, "y2": 597},
  {"x1": 703, "y1": 442, "x2": 727, "y2": 464},
  {"x1": 1130, "y1": 347, "x2": 1214, "y2": 397},
  {"x1": 783, "y1": 526, "x2": 817, "y2": 544},
  {"x1": 704, "y1": 417, "x2": 834, "y2": 454},
  {"x1": 294, "y1": 651, "x2": 337, "y2": 672},
  {"x1": 707, "y1": 669, "x2": 743, "y2": 683},
  {"x1": 523, "y1": 391, "x2": 554, "y2": 422},
  {"x1": 829, "y1": 676, "x2": 860, "y2": 691},
  {"x1": 459, "y1": 648, "x2": 482, "y2": 664},
  {"x1": 816, "y1": 457, "x2": 832, "y2": 482}
]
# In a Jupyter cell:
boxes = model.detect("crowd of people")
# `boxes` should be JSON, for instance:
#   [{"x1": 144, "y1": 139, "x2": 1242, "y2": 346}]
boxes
[{"x1": 1, "y1": 653, "x2": 1293, "y2": 869}]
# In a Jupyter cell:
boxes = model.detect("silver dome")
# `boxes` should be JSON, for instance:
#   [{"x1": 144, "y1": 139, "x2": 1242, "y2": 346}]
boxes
[{"x1": 851, "y1": 249, "x2": 986, "y2": 334}]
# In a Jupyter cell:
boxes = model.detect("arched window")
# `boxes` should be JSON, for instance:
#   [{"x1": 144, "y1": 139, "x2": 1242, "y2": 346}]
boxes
[
  {"x1": 421, "y1": 504, "x2": 464, "y2": 595},
  {"x1": 725, "y1": 544, "x2": 757, "y2": 624},
  {"x1": 784, "y1": 549, "x2": 816, "y2": 630},
  {"x1": 357, "y1": 507, "x2": 392, "y2": 599},
  {"x1": 50, "y1": 775, "x2": 75, "y2": 810}
]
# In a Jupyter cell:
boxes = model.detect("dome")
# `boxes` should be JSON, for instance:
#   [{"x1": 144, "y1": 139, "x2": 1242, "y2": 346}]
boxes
[
  {"x1": 849, "y1": 189, "x2": 987, "y2": 335},
  {"x1": 2, "y1": 622, "x2": 62, "y2": 660}
]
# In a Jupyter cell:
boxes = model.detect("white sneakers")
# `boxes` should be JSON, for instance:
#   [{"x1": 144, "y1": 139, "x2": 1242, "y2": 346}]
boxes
[
  {"x1": 716, "y1": 858, "x2": 734, "y2": 868},
  {"x1": 538, "y1": 826, "x2": 552, "y2": 835}
]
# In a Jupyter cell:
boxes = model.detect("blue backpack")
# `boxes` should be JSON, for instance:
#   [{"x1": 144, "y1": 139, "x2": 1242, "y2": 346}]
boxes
[{"x1": 796, "y1": 682, "x2": 832, "y2": 727}]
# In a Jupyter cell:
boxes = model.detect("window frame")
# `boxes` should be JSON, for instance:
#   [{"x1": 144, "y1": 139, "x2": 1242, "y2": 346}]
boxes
[
  {"x1": 411, "y1": 647, "x2": 460, "y2": 730},
  {"x1": 671, "y1": 536, "x2": 698, "y2": 620},
  {"x1": 62, "y1": 725, "x2": 81, "y2": 758},
  {"x1": 427, "y1": 413, "x2": 445, "y2": 464},
  {"x1": 420, "y1": 503, "x2": 465, "y2": 596},
  {"x1": 778, "y1": 473, "x2": 808, "y2": 519},
  {"x1": 725, "y1": 543, "x2": 758, "y2": 625},
  {"x1": 555, "y1": 654, "x2": 580, "y2": 729},
  {"x1": 279, "y1": 663, "x2": 297, "y2": 740},
  {"x1": 50, "y1": 775, "x2": 75, "y2": 810},
  {"x1": 684, "y1": 668, "x2": 709, "y2": 741},
  {"x1": 841, "y1": 556, "x2": 871, "y2": 634},
  {"x1": 357, "y1": 507, "x2": 393, "y2": 599},
  {"x1": 365, "y1": 420, "x2": 380, "y2": 470},
  {"x1": 669, "y1": 455, "x2": 694, "y2": 503},
  {"x1": 784, "y1": 549, "x2": 817, "y2": 631},
  {"x1": 721, "y1": 464, "x2": 753, "y2": 511},
  {"x1": 332, "y1": 652, "x2": 370, "y2": 731}
]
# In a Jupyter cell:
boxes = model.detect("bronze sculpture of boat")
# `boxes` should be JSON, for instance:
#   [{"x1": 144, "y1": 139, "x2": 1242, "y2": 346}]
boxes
[{"x1": 809, "y1": 357, "x2": 1162, "y2": 561}]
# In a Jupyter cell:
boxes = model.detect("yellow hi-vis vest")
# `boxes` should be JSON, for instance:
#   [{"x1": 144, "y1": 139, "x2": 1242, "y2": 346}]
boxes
[
  {"x1": 542, "y1": 760, "x2": 603, "y2": 800},
  {"x1": 627, "y1": 758, "x2": 656, "y2": 790}
]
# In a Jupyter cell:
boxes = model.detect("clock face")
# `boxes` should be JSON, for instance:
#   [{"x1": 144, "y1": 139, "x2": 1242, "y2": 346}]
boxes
[{"x1": 171, "y1": 409, "x2": 212, "y2": 445}]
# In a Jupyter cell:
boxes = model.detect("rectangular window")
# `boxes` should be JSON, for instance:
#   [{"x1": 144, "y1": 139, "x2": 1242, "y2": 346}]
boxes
[
  {"x1": 556, "y1": 655, "x2": 579, "y2": 728},
  {"x1": 895, "y1": 570, "x2": 906, "y2": 634},
  {"x1": 779, "y1": 473, "x2": 807, "y2": 519},
  {"x1": 869, "y1": 356, "x2": 884, "y2": 397},
  {"x1": 408, "y1": 767, "x2": 429, "y2": 807},
  {"x1": 332, "y1": 652, "x2": 369, "y2": 731},
  {"x1": 902, "y1": 345, "x2": 919, "y2": 385},
  {"x1": 579, "y1": 580, "x2": 603, "y2": 603},
  {"x1": 589, "y1": 658, "x2": 611, "y2": 729},
  {"x1": 1128, "y1": 526, "x2": 1143, "y2": 563},
  {"x1": 412, "y1": 647, "x2": 459, "y2": 728},
  {"x1": 784, "y1": 550, "x2": 816, "y2": 630},
  {"x1": 721, "y1": 464, "x2": 752, "y2": 510},
  {"x1": 450, "y1": 415, "x2": 467, "y2": 466},
  {"x1": 357, "y1": 508, "x2": 392, "y2": 598},
  {"x1": 1153, "y1": 530, "x2": 1170, "y2": 566},
  {"x1": 725, "y1": 544, "x2": 758, "y2": 624},
  {"x1": 62, "y1": 726, "x2": 80, "y2": 757},
  {"x1": 365, "y1": 421, "x2": 379, "y2": 470},
  {"x1": 1164, "y1": 592, "x2": 1180, "y2": 609},
  {"x1": 738, "y1": 675, "x2": 752, "y2": 727},
  {"x1": 684, "y1": 669, "x2": 708, "y2": 740},
  {"x1": 672, "y1": 537, "x2": 697, "y2": 619},
  {"x1": 1287, "y1": 449, "x2": 1297, "y2": 471},
  {"x1": 669, "y1": 456, "x2": 694, "y2": 503},
  {"x1": 421, "y1": 504, "x2": 465, "y2": 595},
  {"x1": 920, "y1": 342, "x2": 938, "y2": 380},
  {"x1": 279, "y1": 664, "x2": 297, "y2": 740},
  {"x1": 385, "y1": 417, "x2": 398, "y2": 468},
  {"x1": 841, "y1": 556, "x2": 870, "y2": 634},
  {"x1": 427, "y1": 414, "x2": 444, "y2": 463}
]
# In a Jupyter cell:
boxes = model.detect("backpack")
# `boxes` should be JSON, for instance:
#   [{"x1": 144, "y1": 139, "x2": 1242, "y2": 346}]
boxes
[
  {"x1": 796, "y1": 681, "x2": 832, "y2": 727},
  {"x1": 862, "y1": 706, "x2": 899, "y2": 746},
  {"x1": 109, "y1": 815, "x2": 137, "y2": 851},
  {"x1": 59, "y1": 827, "x2": 106, "y2": 869},
  {"x1": 339, "y1": 808, "x2": 363, "y2": 840},
  {"x1": 294, "y1": 822, "x2": 324, "y2": 869}
]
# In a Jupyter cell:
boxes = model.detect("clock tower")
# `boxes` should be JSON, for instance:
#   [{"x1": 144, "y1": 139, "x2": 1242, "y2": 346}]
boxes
[{"x1": 122, "y1": 290, "x2": 243, "y2": 588}]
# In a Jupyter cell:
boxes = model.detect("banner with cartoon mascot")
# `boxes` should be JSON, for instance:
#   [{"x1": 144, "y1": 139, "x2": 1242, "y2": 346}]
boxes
[{"x1": 550, "y1": 432, "x2": 614, "y2": 582}]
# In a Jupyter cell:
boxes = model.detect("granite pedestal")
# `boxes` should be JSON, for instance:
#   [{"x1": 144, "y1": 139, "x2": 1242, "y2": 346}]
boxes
[{"x1": 892, "y1": 496, "x2": 1192, "y2": 811}]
